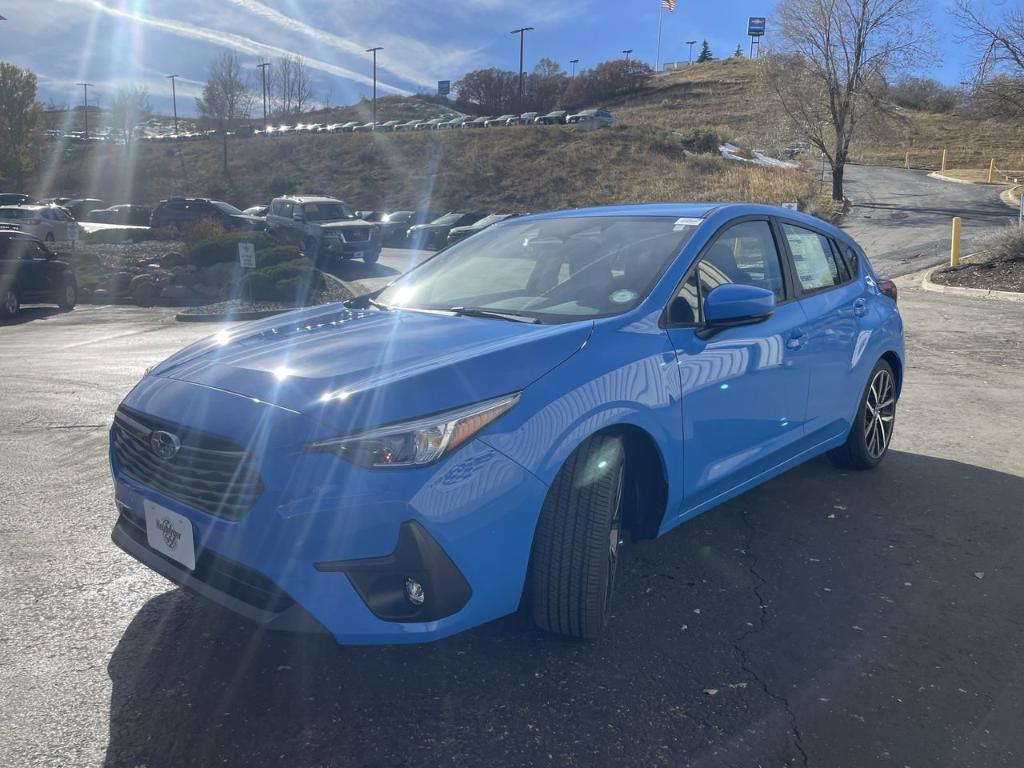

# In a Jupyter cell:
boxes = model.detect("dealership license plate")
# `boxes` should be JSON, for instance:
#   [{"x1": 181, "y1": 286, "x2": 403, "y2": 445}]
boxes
[
  {"x1": 144, "y1": 500, "x2": 196, "y2": 570},
  {"x1": 353, "y1": 250, "x2": 364, "y2": 259}
]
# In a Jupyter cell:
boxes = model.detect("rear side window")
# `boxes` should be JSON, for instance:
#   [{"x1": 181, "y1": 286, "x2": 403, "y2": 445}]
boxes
[
  {"x1": 782, "y1": 223, "x2": 843, "y2": 293},
  {"x1": 840, "y1": 244, "x2": 861, "y2": 278}
]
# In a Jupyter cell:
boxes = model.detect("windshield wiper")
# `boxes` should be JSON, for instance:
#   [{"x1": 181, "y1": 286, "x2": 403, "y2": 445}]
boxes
[
  {"x1": 448, "y1": 306, "x2": 540, "y2": 324},
  {"x1": 345, "y1": 294, "x2": 391, "y2": 311}
]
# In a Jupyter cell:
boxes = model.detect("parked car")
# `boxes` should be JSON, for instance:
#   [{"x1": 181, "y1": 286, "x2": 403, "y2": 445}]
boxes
[
  {"x1": 416, "y1": 118, "x2": 447, "y2": 131},
  {"x1": 407, "y1": 211, "x2": 486, "y2": 250},
  {"x1": 567, "y1": 108, "x2": 614, "y2": 127},
  {"x1": 513, "y1": 112, "x2": 539, "y2": 125},
  {"x1": 150, "y1": 198, "x2": 264, "y2": 232},
  {"x1": 373, "y1": 210, "x2": 415, "y2": 246},
  {"x1": 38, "y1": 197, "x2": 71, "y2": 207},
  {"x1": 86, "y1": 204, "x2": 153, "y2": 226},
  {"x1": 485, "y1": 115, "x2": 517, "y2": 127},
  {"x1": 438, "y1": 116, "x2": 470, "y2": 129},
  {"x1": 242, "y1": 205, "x2": 269, "y2": 217},
  {"x1": 394, "y1": 120, "x2": 421, "y2": 131},
  {"x1": 353, "y1": 122, "x2": 377, "y2": 133},
  {"x1": 337, "y1": 121, "x2": 361, "y2": 132},
  {"x1": 266, "y1": 195, "x2": 381, "y2": 264},
  {"x1": 535, "y1": 110, "x2": 568, "y2": 125},
  {"x1": 378, "y1": 120, "x2": 402, "y2": 131},
  {"x1": 66, "y1": 198, "x2": 106, "y2": 221},
  {"x1": 356, "y1": 211, "x2": 387, "y2": 222},
  {"x1": 107, "y1": 203, "x2": 903, "y2": 645},
  {"x1": 0, "y1": 205, "x2": 78, "y2": 242},
  {"x1": 1, "y1": 230, "x2": 77, "y2": 318},
  {"x1": 463, "y1": 116, "x2": 492, "y2": 128},
  {"x1": 445, "y1": 213, "x2": 519, "y2": 245},
  {"x1": 0, "y1": 193, "x2": 34, "y2": 207}
]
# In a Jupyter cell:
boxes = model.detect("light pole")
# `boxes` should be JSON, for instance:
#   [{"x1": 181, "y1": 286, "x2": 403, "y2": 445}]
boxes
[
  {"x1": 511, "y1": 27, "x2": 534, "y2": 113},
  {"x1": 686, "y1": 40, "x2": 697, "y2": 63},
  {"x1": 256, "y1": 61, "x2": 271, "y2": 133},
  {"x1": 570, "y1": 58, "x2": 579, "y2": 78},
  {"x1": 166, "y1": 74, "x2": 179, "y2": 138},
  {"x1": 76, "y1": 82, "x2": 93, "y2": 140},
  {"x1": 622, "y1": 49, "x2": 633, "y2": 62},
  {"x1": 366, "y1": 47, "x2": 382, "y2": 129}
]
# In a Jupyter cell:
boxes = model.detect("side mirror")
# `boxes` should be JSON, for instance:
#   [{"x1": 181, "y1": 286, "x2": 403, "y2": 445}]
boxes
[{"x1": 697, "y1": 284, "x2": 775, "y2": 339}]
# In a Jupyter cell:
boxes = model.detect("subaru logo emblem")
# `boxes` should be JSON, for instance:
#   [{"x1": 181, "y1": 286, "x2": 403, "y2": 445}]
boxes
[{"x1": 150, "y1": 430, "x2": 181, "y2": 460}]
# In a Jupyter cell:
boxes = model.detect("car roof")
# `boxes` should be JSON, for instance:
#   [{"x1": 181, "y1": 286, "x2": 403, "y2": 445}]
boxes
[
  {"x1": 512, "y1": 203, "x2": 842, "y2": 232},
  {"x1": 0, "y1": 204, "x2": 45, "y2": 210},
  {"x1": 277, "y1": 195, "x2": 345, "y2": 204}
]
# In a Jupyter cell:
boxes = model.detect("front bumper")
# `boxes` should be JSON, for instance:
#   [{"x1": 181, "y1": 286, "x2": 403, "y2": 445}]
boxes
[
  {"x1": 109, "y1": 385, "x2": 549, "y2": 644},
  {"x1": 320, "y1": 237, "x2": 380, "y2": 259}
]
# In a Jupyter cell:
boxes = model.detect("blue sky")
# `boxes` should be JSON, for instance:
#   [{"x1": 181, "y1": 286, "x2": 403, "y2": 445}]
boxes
[{"x1": 0, "y1": 0, "x2": 978, "y2": 116}]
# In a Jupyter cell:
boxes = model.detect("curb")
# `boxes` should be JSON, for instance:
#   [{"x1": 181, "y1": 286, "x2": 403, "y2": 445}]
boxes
[
  {"x1": 999, "y1": 187, "x2": 1022, "y2": 210},
  {"x1": 175, "y1": 308, "x2": 291, "y2": 323},
  {"x1": 927, "y1": 171, "x2": 1005, "y2": 187},
  {"x1": 921, "y1": 264, "x2": 1024, "y2": 304}
]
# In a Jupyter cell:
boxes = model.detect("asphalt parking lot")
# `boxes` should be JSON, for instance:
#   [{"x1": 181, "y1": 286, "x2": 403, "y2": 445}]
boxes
[{"x1": 1, "y1": 273, "x2": 1022, "y2": 767}]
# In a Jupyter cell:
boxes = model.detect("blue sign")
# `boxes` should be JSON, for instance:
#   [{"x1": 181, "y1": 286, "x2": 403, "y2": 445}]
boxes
[
  {"x1": 748, "y1": 17, "x2": 767, "y2": 36},
  {"x1": 437, "y1": 80, "x2": 451, "y2": 96}
]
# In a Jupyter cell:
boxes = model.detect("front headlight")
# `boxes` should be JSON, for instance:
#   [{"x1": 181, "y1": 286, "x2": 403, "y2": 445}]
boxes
[{"x1": 307, "y1": 393, "x2": 521, "y2": 468}]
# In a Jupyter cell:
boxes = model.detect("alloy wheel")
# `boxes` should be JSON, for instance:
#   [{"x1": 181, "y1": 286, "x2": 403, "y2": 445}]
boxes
[
  {"x1": 3, "y1": 289, "x2": 18, "y2": 316},
  {"x1": 864, "y1": 368, "x2": 896, "y2": 459}
]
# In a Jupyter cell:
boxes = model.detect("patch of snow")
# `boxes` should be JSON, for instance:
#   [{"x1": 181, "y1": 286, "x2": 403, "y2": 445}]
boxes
[{"x1": 719, "y1": 143, "x2": 800, "y2": 169}]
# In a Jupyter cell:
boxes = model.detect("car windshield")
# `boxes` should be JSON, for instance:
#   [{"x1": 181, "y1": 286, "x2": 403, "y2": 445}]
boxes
[
  {"x1": 302, "y1": 202, "x2": 356, "y2": 221},
  {"x1": 212, "y1": 201, "x2": 244, "y2": 215},
  {"x1": 472, "y1": 214, "x2": 508, "y2": 227},
  {"x1": 377, "y1": 215, "x2": 701, "y2": 323},
  {"x1": 429, "y1": 213, "x2": 466, "y2": 226}
]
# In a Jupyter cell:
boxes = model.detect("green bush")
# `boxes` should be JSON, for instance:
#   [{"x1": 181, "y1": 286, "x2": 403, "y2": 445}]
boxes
[
  {"x1": 256, "y1": 245, "x2": 302, "y2": 269},
  {"x1": 189, "y1": 231, "x2": 277, "y2": 268},
  {"x1": 239, "y1": 257, "x2": 323, "y2": 304},
  {"x1": 677, "y1": 128, "x2": 722, "y2": 155}
]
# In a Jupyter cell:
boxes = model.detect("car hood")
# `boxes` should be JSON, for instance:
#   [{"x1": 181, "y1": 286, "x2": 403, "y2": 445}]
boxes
[
  {"x1": 230, "y1": 214, "x2": 266, "y2": 225},
  {"x1": 149, "y1": 304, "x2": 592, "y2": 438},
  {"x1": 317, "y1": 220, "x2": 376, "y2": 231}
]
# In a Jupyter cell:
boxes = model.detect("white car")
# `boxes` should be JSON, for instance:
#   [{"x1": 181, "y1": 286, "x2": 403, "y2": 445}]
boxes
[
  {"x1": 0, "y1": 205, "x2": 78, "y2": 243},
  {"x1": 566, "y1": 108, "x2": 615, "y2": 127}
]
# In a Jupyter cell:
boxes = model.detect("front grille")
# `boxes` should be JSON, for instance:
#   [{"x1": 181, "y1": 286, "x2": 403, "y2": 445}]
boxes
[
  {"x1": 339, "y1": 226, "x2": 372, "y2": 243},
  {"x1": 117, "y1": 511, "x2": 294, "y2": 613},
  {"x1": 112, "y1": 407, "x2": 263, "y2": 521}
]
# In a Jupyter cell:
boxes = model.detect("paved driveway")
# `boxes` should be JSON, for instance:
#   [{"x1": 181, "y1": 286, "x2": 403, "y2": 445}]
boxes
[
  {"x1": 1, "y1": 280, "x2": 1022, "y2": 767},
  {"x1": 840, "y1": 165, "x2": 1016, "y2": 277}
]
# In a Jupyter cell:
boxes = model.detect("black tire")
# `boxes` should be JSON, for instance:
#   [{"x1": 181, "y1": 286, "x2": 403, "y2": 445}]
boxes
[
  {"x1": 829, "y1": 358, "x2": 897, "y2": 470},
  {"x1": 530, "y1": 434, "x2": 626, "y2": 640},
  {"x1": 57, "y1": 276, "x2": 77, "y2": 311},
  {"x1": 363, "y1": 248, "x2": 381, "y2": 265},
  {"x1": 1, "y1": 285, "x2": 20, "y2": 319}
]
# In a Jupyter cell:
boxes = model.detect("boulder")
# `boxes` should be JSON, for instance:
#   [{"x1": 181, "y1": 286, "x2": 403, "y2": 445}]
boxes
[
  {"x1": 113, "y1": 271, "x2": 133, "y2": 295},
  {"x1": 161, "y1": 251, "x2": 187, "y2": 268},
  {"x1": 130, "y1": 274, "x2": 158, "y2": 307}
]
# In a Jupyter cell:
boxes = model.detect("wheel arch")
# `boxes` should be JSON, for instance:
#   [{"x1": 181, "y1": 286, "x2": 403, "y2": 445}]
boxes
[{"x1": 881, "y1": 350, "x2": 903, "y2": 399}]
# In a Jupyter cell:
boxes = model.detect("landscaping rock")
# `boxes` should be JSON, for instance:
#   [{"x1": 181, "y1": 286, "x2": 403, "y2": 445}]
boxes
[
  {"x1": 113, "y1": 271, "x2": 133, "y2": 295},
  {"x1": 130, "y1": 274, "x2": 158, "y2": 307},
  {"x1": 160, "y1": 251, "x2": 187, "y2": 268}
]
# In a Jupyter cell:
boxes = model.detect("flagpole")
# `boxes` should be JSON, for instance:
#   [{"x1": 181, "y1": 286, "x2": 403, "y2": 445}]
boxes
[{"x1": 656, "y1": 3, "x2": 664, "y2": 71}]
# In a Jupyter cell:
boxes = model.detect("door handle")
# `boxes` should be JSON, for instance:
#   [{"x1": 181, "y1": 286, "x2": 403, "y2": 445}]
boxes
[
  {"x1": 786, "y1": 329, "x2": 806, "y2": 350},
  {"x1": 853, "y1": 298, "x2": 868, "y2": 317}
]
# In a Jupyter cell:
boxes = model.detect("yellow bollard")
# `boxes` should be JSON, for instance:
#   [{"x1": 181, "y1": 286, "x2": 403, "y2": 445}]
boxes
[
  {"x1": 950, "y1": 217, "x2": 961, "y2": 267},
  {"x1": 905, "y1": 151, "x2": 911, "y2": 170},
  {"x1": 941, "y1": 149, "x2": 948, "y2": 172},
  {"x1": 988, "y1": 158, "x2": 996, "y2": 183}
]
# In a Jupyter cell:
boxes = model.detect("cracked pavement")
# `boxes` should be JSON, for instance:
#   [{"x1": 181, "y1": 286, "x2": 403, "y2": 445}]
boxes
[{"x1": 1, "y1": 274, "x2": 1023, "y2": 766}]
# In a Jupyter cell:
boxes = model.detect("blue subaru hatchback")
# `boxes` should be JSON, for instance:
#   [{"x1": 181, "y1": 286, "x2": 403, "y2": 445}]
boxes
[{"x1": 110, "y1": 204, "x2": 903, "y2": 644}]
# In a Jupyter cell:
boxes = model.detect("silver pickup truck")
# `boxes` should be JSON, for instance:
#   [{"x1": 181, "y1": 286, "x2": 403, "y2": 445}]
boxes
[{"x1": 266, "y1": 196, "x2": 382, "y2": 264}]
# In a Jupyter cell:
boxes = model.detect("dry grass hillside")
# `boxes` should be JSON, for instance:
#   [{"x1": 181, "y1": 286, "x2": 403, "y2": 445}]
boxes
[
  {"x1": 31, "y1": 124, "x2": 823, "y2": 215},
  {"x1": 28, "y1": 58, "x2": 1024, "y2": 214}
]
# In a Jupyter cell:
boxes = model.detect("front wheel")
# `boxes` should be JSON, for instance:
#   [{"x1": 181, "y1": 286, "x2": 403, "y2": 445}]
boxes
[
  {"x1": 57, "y1": 277, "x2": 77, "y2": 311},
  {"x1": 530, "y1": 435, "x2": 625, "y2": 640},
  {"x1": 363, "y1": 249, "x2": 380, "y2": 265},
  {"x1": 829, "y1": 359, "x2": 897, "y2": 470}
]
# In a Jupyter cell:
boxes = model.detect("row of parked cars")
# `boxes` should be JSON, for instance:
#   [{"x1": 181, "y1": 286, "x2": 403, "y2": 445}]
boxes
[{"x1": 0, "y1": 193, "x2": 155, "y2": 242}]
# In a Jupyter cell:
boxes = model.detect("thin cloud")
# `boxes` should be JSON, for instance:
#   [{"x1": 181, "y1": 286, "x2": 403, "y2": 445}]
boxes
[{"x1": 55, "y1": 0, "x2": 411, "y2": 95}]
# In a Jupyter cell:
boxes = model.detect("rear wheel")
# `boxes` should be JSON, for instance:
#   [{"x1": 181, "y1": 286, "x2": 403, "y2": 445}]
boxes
[
  {"x1": 530, "y1": 435, "x2": 625, "y2": 640},
  {"x1": 829, "y1": 359, "x2": 896, "y2": 470},
  {"x1": 57, "y1": 277, "x2": 77, "y2": 311},
  {"x1": 2, "y1": 286, "x2": 20, "y2": 319},
  {"x1": 363, "y1": 249, "x2": 381, "y2": 265}
]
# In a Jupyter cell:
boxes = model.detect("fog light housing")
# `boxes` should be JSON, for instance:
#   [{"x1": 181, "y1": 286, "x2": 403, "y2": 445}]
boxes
[{"x1": 405, "y1": 577, "x2": 425, "y2": 605}]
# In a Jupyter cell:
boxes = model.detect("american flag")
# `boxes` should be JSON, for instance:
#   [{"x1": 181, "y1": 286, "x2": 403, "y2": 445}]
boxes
[{"x1": 661, "y1": 0, "x2": 675, "y2": 10}]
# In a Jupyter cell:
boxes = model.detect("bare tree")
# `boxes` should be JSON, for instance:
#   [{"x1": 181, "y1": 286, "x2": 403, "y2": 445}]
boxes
[
  {"x1": 110, "y1": 86, "x2": 152, "y2": 144},
  {"x1": 195, "y1": 52, "x2": 253, "y2": 172},
  {"x1": 271, "y1": 55, "x2": 313, "y2": 117},
  {"x1": 0, "y1": 61, "x2": 43, "y2": 191},
  {"x1": 954, "y1": 1, "x2": 1024, "y2": 117},
  {"x1": 767, "y1": 0, "x2": 933, "y2": 201}
]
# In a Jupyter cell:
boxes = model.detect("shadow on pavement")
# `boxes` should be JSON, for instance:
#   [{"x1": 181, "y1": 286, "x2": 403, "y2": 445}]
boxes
[
  {"x1": 104, "y1": 452, "x2": 1024, "y2": 768},
  {"x1": 0, "y1": 306, "x2": 65, "y2": 326}
]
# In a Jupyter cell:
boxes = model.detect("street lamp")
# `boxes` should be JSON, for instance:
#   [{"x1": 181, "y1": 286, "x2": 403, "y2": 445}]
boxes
[
  {"x1": 166, "y1": 74, "x2": 179, "y2": 138},
  {"x1": 570, "y1": 58, "x2": 579, "y2": 78},
  {"x1": 366, "y1": 46, "x2": 383, "y2": 129},
  {"x1": 622, "y1": 49, "x2": 633, "y2": 62},
  {"x1": 256, "y1": 61, "x2": 271, "y2": 133},
  {"x1": 76, "y1": 82, "x2": 93, "y2": 140},
  {"x1": 686, "y1": 40, "x2": 697, "y2": 63},
  {"x1": 511, "y1": 27, "x2": 534, "y2": 113}
]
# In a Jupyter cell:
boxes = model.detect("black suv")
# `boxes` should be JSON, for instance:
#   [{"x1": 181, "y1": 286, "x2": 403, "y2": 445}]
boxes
[
  {"x1": 0, "y1": 229, "x2": 77, "y2": 319},
  {"x1": 150, "y1": 197, "x2": 264, "y2": 231}
]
